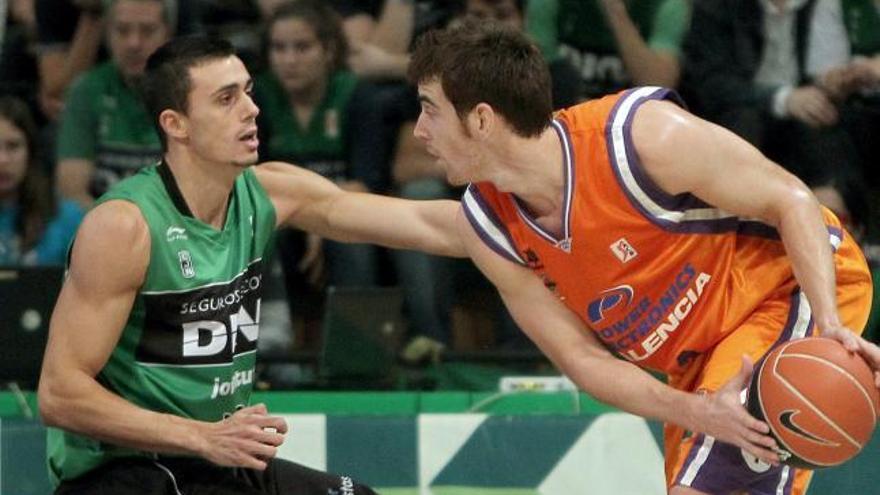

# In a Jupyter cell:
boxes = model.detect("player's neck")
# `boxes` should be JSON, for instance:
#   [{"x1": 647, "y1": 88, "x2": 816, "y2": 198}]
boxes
[
  {"x1": 163, "y1": 149, "x2": 242, "y2": 229},
  {"x1": 489, "y1": 126, "x2": 565, "y2": 219}
]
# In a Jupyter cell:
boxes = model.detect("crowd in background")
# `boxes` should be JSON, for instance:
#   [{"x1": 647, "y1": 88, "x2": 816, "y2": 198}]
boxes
[{"x1": 1, "y1": 0, "x2": 879, "y2": 380}]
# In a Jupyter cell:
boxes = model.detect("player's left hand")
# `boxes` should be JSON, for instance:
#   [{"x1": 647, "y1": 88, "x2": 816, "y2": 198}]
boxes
[{"x1": 819, "y1": 326, "x2": 880, "y2": 388}]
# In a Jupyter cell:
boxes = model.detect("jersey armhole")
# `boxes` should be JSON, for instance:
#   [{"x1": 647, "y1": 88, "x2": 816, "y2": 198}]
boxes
[{"x1": 461, "y1": 184, "x2": 527, "y2": 266}]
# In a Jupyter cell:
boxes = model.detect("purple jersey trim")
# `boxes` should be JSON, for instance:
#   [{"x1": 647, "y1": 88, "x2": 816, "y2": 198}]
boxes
[
  {"x1": 462, "y1": 184, "x2": 527, "y2": 266},
  {"x1": 604, "y1": 87, "x2": 780, "y2": 238}
]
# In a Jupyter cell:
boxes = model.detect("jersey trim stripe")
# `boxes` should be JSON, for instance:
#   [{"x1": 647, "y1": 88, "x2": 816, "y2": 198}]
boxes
[
  {"x1": 679, "y1": 434, "x2": 715, "y2": 486},
  {"x1": 462, "y1": 185, "x2": 527, "y2": 265},
  {"x1": 137, "y1": 349, "x2": 258, "y2": 368},
  {"x1": 828, "y1": 226, "x2": 842, "y2": 252},
  {"x1": 776, "y1": 465, "x2": 792, "y2": 495},
  {"x1": 154, "y1": 462, "x2": 185, "y2": 495},
  {"x1": 605, "y1": 87, "x2": 779, "y2": 238},
  {"x1": 512, "y1": 119, "x2": 575, "y2": 250}
]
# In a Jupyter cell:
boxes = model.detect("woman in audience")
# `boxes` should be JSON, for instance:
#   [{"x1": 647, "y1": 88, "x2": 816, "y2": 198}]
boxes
[
  {"x1": 0, "y1": 96, "x2": 83, "y2": 265},
  {"x1": 255, "y1": 1, "x2": 378, "y2": 327}
]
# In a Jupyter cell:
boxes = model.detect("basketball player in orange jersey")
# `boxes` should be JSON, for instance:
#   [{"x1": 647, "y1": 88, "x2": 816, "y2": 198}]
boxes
[{"x1": 405, "y1": 21, "x2": 880, "y2": 494}]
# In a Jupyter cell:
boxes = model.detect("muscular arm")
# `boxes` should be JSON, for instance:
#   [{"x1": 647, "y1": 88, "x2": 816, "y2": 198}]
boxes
[
  {"x1": 457, "y1": 211, "x2": 778, "y2": 461},
  {"x1": 38, "y1": 201, "x2": 199, "y2": 453},
  {"x1": 254, "y1": 162, "x2": 466, "y2": 257},
  {"x1": 633, "y1": 100, "x2": 839, "y2": 329},
  {"x1": 38, "y1": 202, "x2": 285, "y2": 469}
]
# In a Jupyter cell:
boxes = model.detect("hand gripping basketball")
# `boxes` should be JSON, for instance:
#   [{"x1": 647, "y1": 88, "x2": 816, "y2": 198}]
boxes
[
  {"x1": 747, "y1": 337, "x2": 879, "y2": 468},
  {"x1": 698, "y1": 355, "x2": 781, "y2": 465},
  {"x1": 820, "y1": 325, "x2": 880, "y2": 389}
]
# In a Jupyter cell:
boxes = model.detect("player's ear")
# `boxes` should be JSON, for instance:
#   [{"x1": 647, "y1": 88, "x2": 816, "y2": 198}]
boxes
[
  {"x1": 471, "y1": 102, "x2": 494, "y2": 139},
  {"x1": 159, "y1": 109, "x2": 187, "y2": 142}
]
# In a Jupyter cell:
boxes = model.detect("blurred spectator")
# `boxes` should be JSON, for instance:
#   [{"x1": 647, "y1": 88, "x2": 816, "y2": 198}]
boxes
[
  {"x1": 35, "y1": 0, "x2": 197, "y2": 121},
  {"x1": 462, "y1": 0, "x2": 582, "y2": 108},
  {"x1": 526, "y1": 0, "x2": 690, "y2": 99},
  {"x1": 807, "y1": 0, "x2": 880, "y2": 101},
  {"x1": 34, "y1": 0, "x2": 105, "y2": 121},
  {"x1": 681, "y1": 0, "x2": 863, "y2": 187},
  {"x1": 328, "y1": 0, "x2": 383, "y2": 46},
  {"x1": 0, "y1": 96, "x2": 83, "y2": 266},
  {"x1": 55, "y1": 0, "x2": 173, "y2": 208},
  {"x1": 807, "y1": 0, "x2": 880, "y2": 234},
  {"x1": 1, "y1": 0, "x2": 42, "y2": 122},
  {"x1": 255, "y1": 0, "x2": 378, "y2": 290}
]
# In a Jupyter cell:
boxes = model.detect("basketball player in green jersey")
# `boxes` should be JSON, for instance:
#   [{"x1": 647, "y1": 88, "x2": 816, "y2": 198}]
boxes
[{"x1": 37, "y1": 36, "x2": 461, "y2": 494}]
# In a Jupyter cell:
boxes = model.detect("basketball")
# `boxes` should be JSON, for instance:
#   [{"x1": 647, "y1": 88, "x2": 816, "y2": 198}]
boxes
[{"x1": 747, "y1": 337, "x2": 879, "y2": 469}]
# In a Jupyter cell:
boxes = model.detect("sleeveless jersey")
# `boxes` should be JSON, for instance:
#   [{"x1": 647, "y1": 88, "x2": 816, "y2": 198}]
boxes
[
  {"x1": 462, "y1": 87, "x2": 852, "y2": 374},
  {"x1": 47, "y1": 163, "x2": 277, "y2": 484}
]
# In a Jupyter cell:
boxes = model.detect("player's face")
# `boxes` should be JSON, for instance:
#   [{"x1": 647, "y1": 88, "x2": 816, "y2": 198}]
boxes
[
  {"x1": 0, "y1": 117, "x2": 28, "y2": 197},
  {"x1": 414, "y1": 81, "x2": 480, "y2": 186},
  {"x1": 268, "y1": 17, "x2": 332, "y2": 95},
  {"x1": 108, "y1": 0, "x2": 170, "y2": 79},
  {"x1": 183, "y1": 56, "x2": 260, "y2": 168}
]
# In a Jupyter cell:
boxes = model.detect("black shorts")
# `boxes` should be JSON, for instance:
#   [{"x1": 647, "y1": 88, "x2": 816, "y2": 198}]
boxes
[{"x1": 55, "y1": 455, "x2": 378, "y2": 495}]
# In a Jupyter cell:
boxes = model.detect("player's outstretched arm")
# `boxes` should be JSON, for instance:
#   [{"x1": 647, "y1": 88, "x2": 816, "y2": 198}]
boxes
[
  {"x1": 37, "y1": 201, "x2": 287, "y2": 470},
  {"x1": 458, "y1": 211, "x2": 781, "y2": 464},
  {"x1": 255, "y1": 161, "x2": 467, "y2": 258}
]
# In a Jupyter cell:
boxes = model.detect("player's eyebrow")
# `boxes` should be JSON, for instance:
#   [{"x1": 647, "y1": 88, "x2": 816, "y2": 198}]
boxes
[
  {"x1": 418, "y1": 94, "x2": 438, "y2": 108},
  {"x1": 212, "y1": 79, "x2": 253, "y2": 97}
]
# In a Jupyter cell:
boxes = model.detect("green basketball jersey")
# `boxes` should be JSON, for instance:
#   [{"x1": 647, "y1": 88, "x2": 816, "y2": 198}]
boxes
[{"x1": 47, "y1": 163, "x2": 277, "y2": 484}]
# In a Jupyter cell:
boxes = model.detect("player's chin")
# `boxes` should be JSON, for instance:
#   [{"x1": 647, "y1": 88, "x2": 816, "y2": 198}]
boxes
[{"x1": 234, "y1": 151, "x2": 260, "y2": 168}]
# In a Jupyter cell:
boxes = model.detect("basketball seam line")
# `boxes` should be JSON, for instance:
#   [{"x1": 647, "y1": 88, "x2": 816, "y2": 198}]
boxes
[{"x1": 778, "y1": 352, "x2": 877, "y2": 419}]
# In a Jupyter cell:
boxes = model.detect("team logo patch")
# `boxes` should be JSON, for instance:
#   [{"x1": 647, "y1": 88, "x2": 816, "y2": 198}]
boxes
[
  {"x1": 610, "y1": 237, "x2": 637, "y2": 263},
  {"x1": 587, "y1": 285, "x2": 634, "y2": 324},
  {"x1": 178, "y1": 250, "x2": 196, "y2": 279}
]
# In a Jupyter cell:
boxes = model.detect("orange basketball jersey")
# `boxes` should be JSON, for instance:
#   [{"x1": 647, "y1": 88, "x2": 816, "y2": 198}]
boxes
[{"x1": 462, "y1": 87, "x2": 865, "y2": 374}]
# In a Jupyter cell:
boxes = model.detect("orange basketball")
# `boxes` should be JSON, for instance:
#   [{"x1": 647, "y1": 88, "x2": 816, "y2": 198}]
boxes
[{"x1": 746, "y1": 337, "x2": 879, "y2": 469}]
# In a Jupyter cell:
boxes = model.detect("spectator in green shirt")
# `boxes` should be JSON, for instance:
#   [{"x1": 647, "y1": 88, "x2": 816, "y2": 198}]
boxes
[
  {"x1": 526, "y1": 0, "x2": 690, "y2": 99},
  {"x1": 255, "y1": 0, "x2": 378, "y2": 292},
  {"x1": 56, "y1": 0, "x2": 173, "y2": 207}
]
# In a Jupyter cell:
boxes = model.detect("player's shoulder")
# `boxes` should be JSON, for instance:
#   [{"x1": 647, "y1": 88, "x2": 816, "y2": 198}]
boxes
[
  {"x1": 79, "y1": 200, "x2": 150, "y2": 248},
  {"x1": 253, "y1": 161, "x2": 332, "y2": 193},
  {"x1": 67, "y1": 200, "x2": 150, "y2": 290}
]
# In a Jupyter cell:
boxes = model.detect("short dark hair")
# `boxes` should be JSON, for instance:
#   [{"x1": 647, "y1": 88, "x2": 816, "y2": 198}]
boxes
[
  {"x1": 408, "y1": 19, "x2": 552, "y2": 137},
  {"x1": 267, "y1": 0, "x2": 349, "y2": 73},
  {"x1": 140, "y1": 35, "x2": 236, "y2": 150}
]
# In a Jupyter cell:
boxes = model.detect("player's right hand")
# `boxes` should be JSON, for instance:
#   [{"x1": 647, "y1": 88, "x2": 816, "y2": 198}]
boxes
[
  {"x1": 197, "y1": 403, "x2": 289, "y2": 470},
  {"x1": 821, "y1": 325, "x2": 880, "y2": 390},
  {"x1": 696, "y1": 355, "x2": 781, "y2": 465}
]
